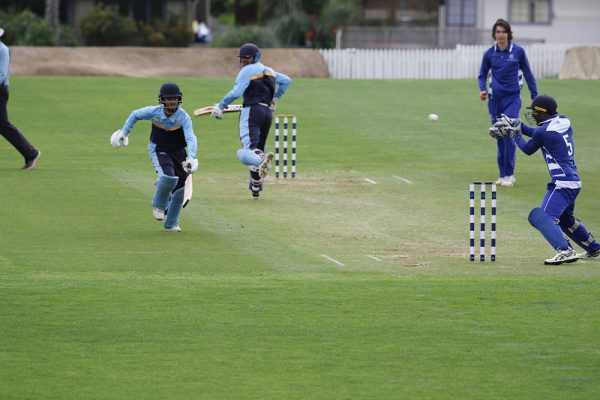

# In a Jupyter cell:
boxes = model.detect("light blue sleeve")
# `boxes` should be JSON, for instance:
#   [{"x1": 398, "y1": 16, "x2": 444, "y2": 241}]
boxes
[
  {"x1": 219, "y1": 67, "x2": 253, "y2": 108},
  {"x1": 274, "y1": 71, "x2": 292, "y2": 99},
  {"x1": 121, "y1": 106, "x2": 156, "y2": 135},
  {"x1": 180, "y1": 110, "x2": 197, "y2": 158},
  {"x1": 0, "y1": 45, "x2": 10, "y2": 86}
]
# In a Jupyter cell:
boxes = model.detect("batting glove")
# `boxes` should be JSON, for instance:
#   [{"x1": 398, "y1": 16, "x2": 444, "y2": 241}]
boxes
[
  {"x1": 269, "y1": 97, "x2": 279, "y2": 111},
  {"x1": 182, "y1": 157, "x2": 199, "y2": 174},
  {"x1": 110, "y1": 129, "x2": 129, "y2": 148},
  {"x1": 211, "y1": 104, "x2": 224, "y2": 119}
]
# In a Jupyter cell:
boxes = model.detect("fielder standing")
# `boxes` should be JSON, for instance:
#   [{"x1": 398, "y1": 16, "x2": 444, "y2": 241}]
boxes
[
  {"x1": 211, "y1": 43, "x2": 292, "y2": 198},
  {"x1": 111, "y1": 82, "x2": 198, "y2": 232},
  {"x1": 478, "y1": 19, "x2": 537, "y2": 187},
  {"x1": 0, "y1": 27, "x2": 41, "y2": 170},
  {"x1": 490, "y1": 95, "x2": 600, "y2": 265}
]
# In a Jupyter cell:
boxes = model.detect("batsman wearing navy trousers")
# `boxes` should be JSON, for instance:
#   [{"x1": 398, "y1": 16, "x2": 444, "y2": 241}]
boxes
[
  {"x1": 490, "y1": 95, "x2": 600, "y2": 265},
  {"x1": 0, "y1": 27, "x2": 41, "y2": 170},
  {"x1": 111, "y1": 82, "x2": 199, "y2": 232},
  {"x1": 211, "y1": 43, "x2": 291, "y2": 198},
  {"x1": 478, "y1": 19, "x2": 537, "y2": 188}
]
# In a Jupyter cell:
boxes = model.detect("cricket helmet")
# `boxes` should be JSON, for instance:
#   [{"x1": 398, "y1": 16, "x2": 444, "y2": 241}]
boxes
[
  {"x1": 526, "y1": 95, "x2": 557, "y2": 125},
  {"x1": 238, "y1": 43, "x2": 260, "y2": 63},
  {"x1": 158, "y1": 82, "x2": 182, "y2": 113}
]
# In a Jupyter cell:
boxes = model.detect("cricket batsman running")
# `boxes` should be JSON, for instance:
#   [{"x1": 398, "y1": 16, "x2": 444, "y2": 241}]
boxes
[
  {"x1": 110, "y1": 82, "x2": 199, "y2": 232},
  {"x1": 211, "y1": 43, "x2": 292, "y2": 198}
]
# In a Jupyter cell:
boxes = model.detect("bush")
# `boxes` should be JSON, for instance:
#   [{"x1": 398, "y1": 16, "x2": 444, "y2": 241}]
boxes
[
  {"x1": 268, "y1": 11, "x2": 312, "y2": 47},
  {"x1": 0, "y1": 9, "x2": 55, "y2": 46},
  {"x1": 212, "y1": 25, "x2": 280, "y2": 48},
  {"x1": 57, "y1": 25, "x2": 78, "y2": 47},
  {"x1": 79, "y1": 4, "x2": 137, "y2": 46},
  {"x1": 139, "y1": 14, "x2": 193, "y2": 47}
]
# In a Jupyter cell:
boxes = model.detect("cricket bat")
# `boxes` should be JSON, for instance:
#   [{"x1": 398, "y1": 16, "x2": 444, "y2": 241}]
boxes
[
  {"x1": 183, "y1": 175, "x2": 193, "y2": 208},
  {"x1": 193, "y1": 104, "x2": 243, "y2": 117}
]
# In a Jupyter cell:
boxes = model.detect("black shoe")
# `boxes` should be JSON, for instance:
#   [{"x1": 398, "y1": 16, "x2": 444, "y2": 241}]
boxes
[
  {"x1": 22, "y1": 150, "x2": 41, "y2": 170},
  {"x1": 249, "y1": 179, "x2": 263, "y2": 198}
]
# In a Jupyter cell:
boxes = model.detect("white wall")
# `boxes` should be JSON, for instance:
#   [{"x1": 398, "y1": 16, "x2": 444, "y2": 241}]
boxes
[{"x1": 478, "y1": 0, "x2": 600, "y2": 44}]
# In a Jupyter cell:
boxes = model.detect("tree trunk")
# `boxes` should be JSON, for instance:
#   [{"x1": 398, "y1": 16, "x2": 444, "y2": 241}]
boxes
[{"x1": 45, "y1": 0, "x2": 60, "y2": 43}]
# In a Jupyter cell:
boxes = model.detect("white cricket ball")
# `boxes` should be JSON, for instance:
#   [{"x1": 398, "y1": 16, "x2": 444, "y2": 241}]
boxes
[{"x1": 428, "y1": 113, "x2": 439, "y2": 122}]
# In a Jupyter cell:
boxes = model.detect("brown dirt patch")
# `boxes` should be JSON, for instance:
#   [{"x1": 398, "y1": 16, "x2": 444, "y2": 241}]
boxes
[{"x1": 11, "y1": 46, "x2": 329, "y2": 78}]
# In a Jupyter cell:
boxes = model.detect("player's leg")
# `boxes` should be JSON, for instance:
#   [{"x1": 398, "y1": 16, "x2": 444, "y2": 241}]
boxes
[
  {"x1": 488, "y1": 97, "x2": 504, "y2": 184},
  {"x1": 236, "y1": 107, "x2": 264, "y2": 166},
  {"x1": 164, "y1": 151, "x2": 188, "y2": 231},
  {"x1": 0, "y1": 87, "x2": 40, "y2": 167},
  {"x1": 149, "y1": 144, "x2": 178, "y2": 220},
  {"x1": 500, "y1": 95, "x2": 521, "y2": 186},
  {"x1": 558, "y1": 200, "x2": 600, "y2": 259},
  {"x1": 533, "y1": 187, "x2": 578, "y2": 265},
  {"x1": 237, "y1": 106, "x2": 272, "y2": 197},
  {"x1": 256, "y1": 106, "x2": 274, "y2": 178}
]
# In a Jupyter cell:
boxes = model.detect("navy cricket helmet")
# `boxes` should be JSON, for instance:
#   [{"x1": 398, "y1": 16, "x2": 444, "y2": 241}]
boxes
[
  {"x1": 158, "y1": 82, "x2": 182, "y2": 113},
  {"x1": 526, "y1": 95, "x2": 557, "y2": 125},
  {"x1": 527, "y1": 95, "x2": 557, "y2": 115},
  {"x1": 238, "y1": 43, "x2": 260, "y2": 63}
]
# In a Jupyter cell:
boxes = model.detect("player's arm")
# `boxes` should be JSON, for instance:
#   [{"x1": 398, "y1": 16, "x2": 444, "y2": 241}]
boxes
[
  {"x1": 520, "y1": 50, "x2": 538, "y2": 99},
  {"x1": 0, "y1": 46, "x2": 9, "y2": 84},
  {"x1": 111, "y1": 106, "x2": 155, "y2": 148},
  {"x1": 520, "y1": 123, "x2": 535, "y2": 138},
  {"x1": 477, "y1": 51, "x2": 491, "y2": 100},
  {"x1": 514, "y1": 128, "x2": 543, "y2": 155},
  {"x1": 219, "y1": 69, "x2": 252, "y2": 109},
  {"x1": 121, "y1": 106, "x2": 155, "y2": 134},
  {"x1": 181, "y1": 112, "x2": 197, "y2": 158},
  {"x1": 274, "y1": 71, "x2": 292, "y2": 99}
]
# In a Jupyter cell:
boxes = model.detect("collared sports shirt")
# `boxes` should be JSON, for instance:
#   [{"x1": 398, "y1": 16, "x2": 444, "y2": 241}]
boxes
[
  {"x1": 219, "y1": 61, "x2": 291, "y2": 108},
  {"x1": 516, "y1": 115, "x2": 581, "y2": 188},
  {"x1": 478, "y1": 42, "x2": 538, "y2": 99},
  {"x1": 121, "y1": 105, "x2": 197, "y2": 158}
]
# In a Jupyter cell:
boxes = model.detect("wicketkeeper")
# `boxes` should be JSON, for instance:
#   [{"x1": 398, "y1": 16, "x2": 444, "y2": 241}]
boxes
[
  {"x1": 490, "y1": 95, "x2": 600, "y2": 265},
  {"x1": 211, "y1": 43, "x2": 292, "y2": 198},
  {"x1": 110, "y1": 82, "x2": 199, "y2": 232}
]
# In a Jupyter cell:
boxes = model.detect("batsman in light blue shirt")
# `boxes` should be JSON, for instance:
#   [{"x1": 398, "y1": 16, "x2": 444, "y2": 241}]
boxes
[
  {"x1": 110, "y1": 82, "x2": 198, "y2": 232},
  {"x1": 211, "y1": 43, "x2": 291, "y2": 198}
]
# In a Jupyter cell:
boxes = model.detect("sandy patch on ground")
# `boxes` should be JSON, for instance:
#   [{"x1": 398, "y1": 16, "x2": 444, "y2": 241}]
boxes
[{"x1": 10, "y1": 46, "x2": 330, "y2": 78}]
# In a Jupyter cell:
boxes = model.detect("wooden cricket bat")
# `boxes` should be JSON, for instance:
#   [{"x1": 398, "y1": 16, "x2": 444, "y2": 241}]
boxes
[
  {"x1": 183, "y1": 175, "x2": 193, "y2": 208},
  {"x1": 193, "y1": 104, "x2": 243, "y2": 117}
]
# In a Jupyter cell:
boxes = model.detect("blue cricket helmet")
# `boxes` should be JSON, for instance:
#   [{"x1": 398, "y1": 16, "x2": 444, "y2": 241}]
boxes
[
  {"x1": 527, "y1": 95, "x2": 557, "y2": 115},
  {"x1": 159, "y1": 82, "x2": 182, "y2": 99},
  {"x1": 239, "y1": 43, "x2": 260, "y2": 63},
  {"x1": 158, "y1": 82, "x2": 182, "y2": 112}
]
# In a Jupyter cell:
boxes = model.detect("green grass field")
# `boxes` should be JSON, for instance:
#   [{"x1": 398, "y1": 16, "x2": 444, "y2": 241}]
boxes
[{"x1": 1, "y1": 77, "x2": 599, "y2": 399}]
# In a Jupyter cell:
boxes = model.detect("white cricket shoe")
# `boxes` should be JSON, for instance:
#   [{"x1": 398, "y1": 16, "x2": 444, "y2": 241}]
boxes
[
  {"x1": 494, "y1": 177, "x2": 505, "y2": 185},
  {"x1": 165, "y1": 225, "x2": 182, "y2": 232},
  {"x1": 577, "y1": 249, "x2": 600, "y2": 260},
  {"x1": 502, "y1": 175, "x2": 516, "y2": 187},
  {"x1": 544, "y1": 249, "x2": 579, "y2": 265},
  {"x1": 258, "y1": 152, "x2": 275, "y2": 178},
  {"x1": 153, "y1": 208, "x2": 165, "y2": 220}
]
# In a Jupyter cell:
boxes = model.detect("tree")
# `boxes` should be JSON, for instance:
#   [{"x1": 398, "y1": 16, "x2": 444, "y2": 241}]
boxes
[{"x1": 45, "y1": 0, "x2": 60, "y2": 43}]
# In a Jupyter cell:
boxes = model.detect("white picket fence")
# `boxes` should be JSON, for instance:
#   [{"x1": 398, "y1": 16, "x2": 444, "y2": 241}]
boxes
[{"x1": 320, "y1": 44, "x2": 575, "y2": 79}]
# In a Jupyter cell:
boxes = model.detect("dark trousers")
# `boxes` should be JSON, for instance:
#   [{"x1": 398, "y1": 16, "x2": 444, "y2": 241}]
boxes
[{"x1": 0, "y1": 85, "x2": 37, "y2": 161}]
